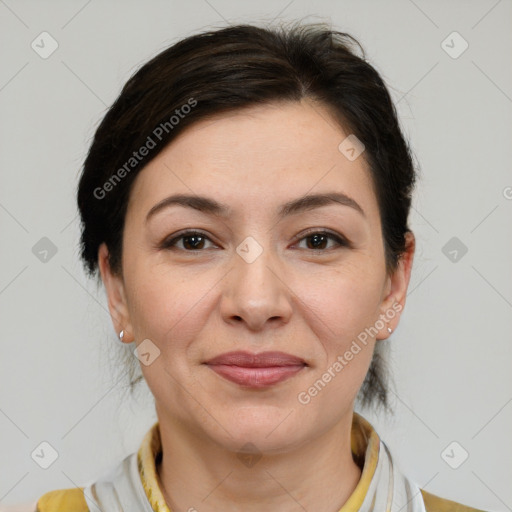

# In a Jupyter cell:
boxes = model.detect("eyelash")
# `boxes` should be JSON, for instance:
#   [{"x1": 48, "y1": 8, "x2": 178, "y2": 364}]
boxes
[{"x1": 160, "y1": 229, "x2": 349, "y2": 253}]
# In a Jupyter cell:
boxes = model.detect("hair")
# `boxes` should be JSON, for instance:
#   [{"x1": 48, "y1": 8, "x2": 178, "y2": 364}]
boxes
[{"x1": 77, "y1": 20, "x2": 417, "y2": 413}]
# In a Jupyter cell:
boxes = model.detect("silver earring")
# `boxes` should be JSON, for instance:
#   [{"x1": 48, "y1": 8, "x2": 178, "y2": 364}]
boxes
[
  {"x1": 387, "y1": 327, "x2": 393, "y2": 334},
  {"x1": 119, "y1": 330, "x2": 125, "y2": 343}
]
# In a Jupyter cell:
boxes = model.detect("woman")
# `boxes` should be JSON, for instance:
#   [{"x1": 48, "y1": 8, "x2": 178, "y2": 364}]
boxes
[{"x1": 29, "y1": 21, "x2": 486, "y2": 512}]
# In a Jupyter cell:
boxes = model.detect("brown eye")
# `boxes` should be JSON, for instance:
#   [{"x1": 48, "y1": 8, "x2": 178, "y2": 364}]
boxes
[
  {"x1": 296, "y1": 231, "x2": 348, "y2": 251},
  {"x1": 161, "y1": 231, "x2": 216, "y2": 251}
]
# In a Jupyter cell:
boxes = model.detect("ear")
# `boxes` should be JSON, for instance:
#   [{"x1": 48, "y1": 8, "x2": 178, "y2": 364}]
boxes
[
  {"x1": 376, "y1": 231, "x2": 415, "y2": 340},
  {"x1": 98, "y1": 242, "x2": 134, "y2": 343}
]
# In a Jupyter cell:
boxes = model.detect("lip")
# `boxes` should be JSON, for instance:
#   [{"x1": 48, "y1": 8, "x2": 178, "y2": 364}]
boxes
[{"x1": 204, "y1": 351, "x2": 307, "y2": 388}]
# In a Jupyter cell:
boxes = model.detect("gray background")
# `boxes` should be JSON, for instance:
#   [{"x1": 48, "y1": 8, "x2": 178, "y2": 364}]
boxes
[{"x1": 0, "y1": 0, "x2": 511, "y2": 510}]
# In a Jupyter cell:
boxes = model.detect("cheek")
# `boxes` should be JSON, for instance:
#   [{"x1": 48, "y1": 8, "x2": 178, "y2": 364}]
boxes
[
  {"x1": 291, "y1": 263, "x2": 381, "y2": 399},
  {"x1": 127, "y1": 267, "x2": 216, "y2": 410},
  {"x1": 125, "y1": 263, "x2": 213, "y2": 348},
  {"x1": 298, "y1": 263, "x2": 383, "y2": 344}
]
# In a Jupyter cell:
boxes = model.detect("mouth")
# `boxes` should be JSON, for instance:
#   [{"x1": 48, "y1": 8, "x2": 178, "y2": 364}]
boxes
[{"x1": 203, "y1": 351, "x2": 307, "y2": 388}]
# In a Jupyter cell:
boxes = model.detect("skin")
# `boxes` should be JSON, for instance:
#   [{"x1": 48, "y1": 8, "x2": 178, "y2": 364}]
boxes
[{"x1": 98, "y1": 98, "x2": 415, "y2": 512}]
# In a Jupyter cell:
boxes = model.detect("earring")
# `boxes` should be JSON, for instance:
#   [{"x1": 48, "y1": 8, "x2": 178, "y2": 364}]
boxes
[
  {"x1": 119, "y1": 330, "x2": 125, "y2": 343},
  {"x1": 387, "y1": 327, "x2": 393, "y2": 334}
]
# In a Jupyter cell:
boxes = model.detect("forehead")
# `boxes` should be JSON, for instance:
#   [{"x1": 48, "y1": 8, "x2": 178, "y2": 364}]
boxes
[{"x1": 126, "y1": 100, "x2": 379, "y2": 224}]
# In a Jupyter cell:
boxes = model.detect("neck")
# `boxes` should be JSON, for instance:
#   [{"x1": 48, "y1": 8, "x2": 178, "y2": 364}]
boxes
[{"x1": 156, "y1": 412, "x2": 362, "y2": 512}]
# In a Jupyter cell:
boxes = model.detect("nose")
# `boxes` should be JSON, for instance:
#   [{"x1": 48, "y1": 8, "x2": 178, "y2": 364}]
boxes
[{"x1": 220, "y1": 240, "x2": 293, "y2": 332}]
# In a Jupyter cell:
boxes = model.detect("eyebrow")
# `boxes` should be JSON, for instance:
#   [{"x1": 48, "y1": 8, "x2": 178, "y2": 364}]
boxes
[{"x1": 145, "y1": 191, "x2": 365, "y2": 223}]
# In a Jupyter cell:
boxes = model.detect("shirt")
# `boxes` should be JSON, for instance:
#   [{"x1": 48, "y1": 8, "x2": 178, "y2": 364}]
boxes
[{"x1": 27, "y1": 412, "x2": 486, "y2": 512}]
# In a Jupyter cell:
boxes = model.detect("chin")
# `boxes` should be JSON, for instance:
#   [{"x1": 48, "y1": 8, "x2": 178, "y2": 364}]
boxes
[{"x1": 212, "y1": 408, "x2": 307, "y2": 452}]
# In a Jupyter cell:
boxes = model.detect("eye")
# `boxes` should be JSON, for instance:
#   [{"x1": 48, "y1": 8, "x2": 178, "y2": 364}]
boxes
[
  {"x1": 295, "y1": 230, "x2": 349, "y2": 251},
  {"x1": 160, "y1": 229, "x2": 349, "y2": 253},
  {"x1": 160, "y1": 230, "x2": 217, "y2": 251}
]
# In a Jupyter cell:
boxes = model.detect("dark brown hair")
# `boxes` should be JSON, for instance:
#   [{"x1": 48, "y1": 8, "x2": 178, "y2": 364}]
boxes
[{"x1": 77, "y1": 21, "x2": 416, "y2": 412}]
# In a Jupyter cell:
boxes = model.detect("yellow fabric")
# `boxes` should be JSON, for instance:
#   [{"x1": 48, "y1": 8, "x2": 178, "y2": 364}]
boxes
[
  {"x1": 339, "y1": 412, "x2": 381, "y2": 511},
  {"x1": 35, "y1": 413, "x2": 487, "y2": 511},
  {"x1": 421, "y1": 489, "x2": 487, "y2": 512},
  {"x1": 138, "y1": 421, "x2": 171, "y2": 512},
  {"x1": 36, "y1": 487, "x2": 88, "y2": 511}
]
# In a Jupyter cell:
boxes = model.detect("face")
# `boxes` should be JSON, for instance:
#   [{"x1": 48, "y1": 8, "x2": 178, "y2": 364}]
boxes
[{"x1": 99, "y1": 99, "x2": 414, "y2": 454}]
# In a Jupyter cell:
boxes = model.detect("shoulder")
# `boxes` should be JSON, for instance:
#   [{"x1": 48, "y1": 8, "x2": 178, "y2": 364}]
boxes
[
  {"x1": 421, "y1": 488, "x2": 488, "y2": 512},
  {"x1": 35, "y1": 488, "x2": 89, "y2": 512}
]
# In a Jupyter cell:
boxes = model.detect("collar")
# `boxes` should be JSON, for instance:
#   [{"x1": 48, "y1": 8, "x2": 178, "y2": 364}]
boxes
[{"x1": 137, "y1": 412, "x2": 380, "y2": 512}]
